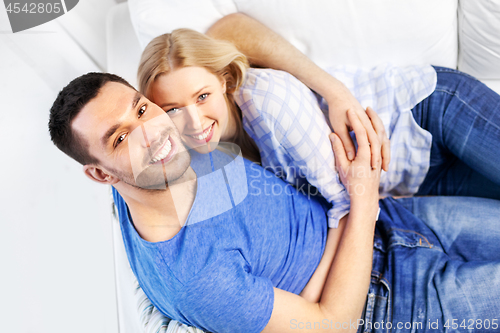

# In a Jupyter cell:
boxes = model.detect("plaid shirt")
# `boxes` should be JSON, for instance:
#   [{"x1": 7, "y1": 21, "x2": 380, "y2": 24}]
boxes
[{"x1": 235, "y1": 65, "x2": 436, "y2": 227}]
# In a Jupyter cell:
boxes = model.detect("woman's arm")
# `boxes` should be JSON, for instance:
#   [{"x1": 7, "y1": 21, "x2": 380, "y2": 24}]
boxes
[
  {"x1": 261, "y1": 108, "x2": 382, "y2": 333},
  {"x1": 299, "y1": 217, "x2": 346, "y2": 303},
  {"x1": 299, "y1": 107, "x2": 384, "y2": 304},
  {"x1": 207, "y1": 13, "x2": 390, "y2": 171},
  {"x1": 318, "y1": 111, "x2": 381, "y2": 320}
]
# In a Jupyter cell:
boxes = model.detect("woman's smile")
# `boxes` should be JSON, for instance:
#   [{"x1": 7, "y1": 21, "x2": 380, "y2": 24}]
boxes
[{"x1": 185, "y1": 122, "x2": 215, "y2": 143}]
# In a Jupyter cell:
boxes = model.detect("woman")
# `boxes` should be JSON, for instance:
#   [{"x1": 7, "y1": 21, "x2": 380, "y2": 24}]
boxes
[{"x1": 137, "y1": 29, "x2": 500, "y2": 227}]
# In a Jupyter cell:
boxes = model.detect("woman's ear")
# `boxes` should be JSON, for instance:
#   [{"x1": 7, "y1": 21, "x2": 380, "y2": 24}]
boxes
[
  {"x1": 220, "y1": 73, "x2": 227, "y2": 93},
  {"x1": 83, "y1": 165, "x2": 120, "y2": 185}
]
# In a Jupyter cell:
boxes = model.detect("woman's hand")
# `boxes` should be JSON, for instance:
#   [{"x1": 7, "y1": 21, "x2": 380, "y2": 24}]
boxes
[
  {"x1": 325, "y1": 87, "x2": 390, "y2": 172},
  {"x1": 330, "y1": 109, "x2": 382, "y2": 217}
]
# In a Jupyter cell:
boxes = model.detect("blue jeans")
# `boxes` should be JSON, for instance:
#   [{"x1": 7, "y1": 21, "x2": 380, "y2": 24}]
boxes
[
  {"x1": 412, "y1": 67, "x2": 500, "y2": 199},
  {"x1": 360, "y1": 196, "x2": 500, "y2": 333}
]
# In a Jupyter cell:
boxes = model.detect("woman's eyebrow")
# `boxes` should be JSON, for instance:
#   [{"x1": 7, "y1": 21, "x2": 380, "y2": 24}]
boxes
[
  {"x1": 159, "y1": 86, "x2": 209, "y2": 109},
  {"x1": 191, "y1": 86, "x2": 208, "y2": 98}
]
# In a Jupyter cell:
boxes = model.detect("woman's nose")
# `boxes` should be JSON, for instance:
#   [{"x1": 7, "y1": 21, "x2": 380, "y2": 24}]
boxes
[{"x1": 184, "y1": 104, "x2": 203, "y2": 131}]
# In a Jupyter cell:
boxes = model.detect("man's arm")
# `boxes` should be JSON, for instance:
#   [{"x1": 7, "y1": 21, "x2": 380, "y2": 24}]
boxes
[
  {"x1": 206, "y1": 13, "x2": 390, "y2": 171},
  {"x1": 262, "y1": 109, "x2": 382, "y2": 332}
]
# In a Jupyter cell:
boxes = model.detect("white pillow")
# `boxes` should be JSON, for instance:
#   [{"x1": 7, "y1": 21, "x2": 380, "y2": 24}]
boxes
[
  {"x1": 458, "y1": 0, "x2": 500, "y2": 79},
  {"x1": 129, "y1": 0, "x2": 237, "y2": 50},
  {"x1": 128, "y1": 0, "x2": 458, "y2": 69}
]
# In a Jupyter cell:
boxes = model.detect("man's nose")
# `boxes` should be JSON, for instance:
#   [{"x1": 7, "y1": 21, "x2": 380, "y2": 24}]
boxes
[{"x1": 139, "y1": 122, "x2": 163, "y2": 149}]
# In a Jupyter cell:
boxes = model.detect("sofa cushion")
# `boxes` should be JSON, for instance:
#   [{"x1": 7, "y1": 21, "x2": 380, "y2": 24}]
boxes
[
  {"x1": 128, "y1": 0, "x2": 458, "y2": 69},
  {"x1": 458, "y1": 0, "x2": 500, "y2": 79}
]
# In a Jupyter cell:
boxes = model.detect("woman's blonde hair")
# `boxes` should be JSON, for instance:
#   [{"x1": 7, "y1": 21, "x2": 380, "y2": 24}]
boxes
[{"x1": 138, "y1": 28, "x2": 260, "y2": 162}]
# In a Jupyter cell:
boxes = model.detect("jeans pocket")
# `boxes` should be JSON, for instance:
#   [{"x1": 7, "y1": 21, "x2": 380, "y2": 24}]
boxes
[{"x1": 373, "y1": 227, "x2": 434, "y2": 256}]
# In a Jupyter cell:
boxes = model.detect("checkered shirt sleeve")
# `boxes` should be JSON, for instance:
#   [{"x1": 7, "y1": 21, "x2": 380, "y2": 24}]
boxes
[{"x1": 235, "y1": 68, "x2": 351, "y2": 227}]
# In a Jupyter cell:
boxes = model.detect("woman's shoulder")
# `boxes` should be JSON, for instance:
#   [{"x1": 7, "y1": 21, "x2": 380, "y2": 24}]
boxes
[
  {"x1": 236, "y1": 68, "x2": 320, "y2": 121},
  {"x1": 242, "y1": 67, "x2": 308, "y2": 95}
]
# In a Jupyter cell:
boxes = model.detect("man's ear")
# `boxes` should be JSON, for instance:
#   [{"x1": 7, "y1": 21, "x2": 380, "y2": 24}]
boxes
[{"x1": 83, "y1": 165, "x2": 119, "y2": 185}]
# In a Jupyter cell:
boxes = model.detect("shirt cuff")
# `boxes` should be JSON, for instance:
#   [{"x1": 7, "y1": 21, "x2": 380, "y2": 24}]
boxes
[{"x1": 327, "y1": 205, "x2": 350, "y2": 228}]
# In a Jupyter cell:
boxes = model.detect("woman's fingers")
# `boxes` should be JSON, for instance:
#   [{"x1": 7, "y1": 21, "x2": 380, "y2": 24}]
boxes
[
  {"x1": 381, "y1": 137, "x2": 391, "y2": 171},
  {"x1": 347, "y1": 110, "x2": 378, "y2": 167},
  {"x1": 331, "y1": 120, "x2": 356, "y2": 161},
  {"x1": 355, "y1": 108, "x2": 381, "y2": 169},
  {"x1": 366, "y1": 107, "x2": 388, "y2": 171},
  {"x1": 329, "y1": 133, "x2": 349, "y2": 173}
]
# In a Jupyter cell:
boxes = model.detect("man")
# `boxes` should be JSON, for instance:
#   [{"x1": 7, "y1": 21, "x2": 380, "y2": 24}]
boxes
[{"x1": 48, "y1": 72, "x2": 382, "y2": 332}]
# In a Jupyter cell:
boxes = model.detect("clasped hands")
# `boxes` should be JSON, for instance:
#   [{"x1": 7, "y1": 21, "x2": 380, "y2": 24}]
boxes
[
  {"x1": 326, "y1": 84, "x2": 390, "y2": 171},
  {"x1": 329, "y1": 104, "x2": 387, "y2": 215}
]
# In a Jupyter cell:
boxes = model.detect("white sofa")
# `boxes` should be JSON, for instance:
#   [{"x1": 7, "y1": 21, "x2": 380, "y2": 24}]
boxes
[{"x1": 106, "y1": 1, "x2": 500, "y2": 331}]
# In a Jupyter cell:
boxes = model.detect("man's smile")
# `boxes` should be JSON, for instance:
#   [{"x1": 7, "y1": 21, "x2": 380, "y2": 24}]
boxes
[{"x1": 149, "y1": 136, "x2": 176, "y2": 165}]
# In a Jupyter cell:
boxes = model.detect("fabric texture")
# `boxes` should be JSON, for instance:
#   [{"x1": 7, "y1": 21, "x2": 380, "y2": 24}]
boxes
[
  {"x1": 114, "y1": 149, "x2": 328, "y2": 333},
  {"x1": 412, "y1": 66, "x2": 500, "y2": 199},
  {"x1": 362, "y1": 196, "x2": 500, "y2": 332},
  {"x1": 235, "y1": 65, "x2": 436, "y2": 227}
]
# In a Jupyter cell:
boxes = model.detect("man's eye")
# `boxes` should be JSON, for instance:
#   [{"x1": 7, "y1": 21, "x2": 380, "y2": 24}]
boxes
[
  {"x1": 198, "y1": 93, "x2": 209, "y2": 102},
  {"x1": 166, "y1": 108, "x2": 180, "y2": 115},
  {"x1": 138, "y1": 104, "x2": 146, "y2": 118},
  {"x1": 115, "y1": 134, "x2": 126, "y2": 147}
]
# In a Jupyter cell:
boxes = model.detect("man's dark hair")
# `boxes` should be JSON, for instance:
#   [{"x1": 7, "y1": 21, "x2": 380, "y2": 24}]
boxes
[{"x1": 48, "y1": 72, "x2": 135, "y2": 165}]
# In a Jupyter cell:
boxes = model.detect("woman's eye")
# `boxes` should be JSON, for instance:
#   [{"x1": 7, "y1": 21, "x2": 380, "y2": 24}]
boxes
[
  {"x1": 115, "y1": 134, "x2": 126, "y2": 147},
  {"x1": 166, "y1": 108, "x2": 180, "y2": 115},
  {"x1": 138, "y1": 104, "x2": 146, "y2": 118},
  {"x1": 198, "y1": 93, "x2": 209, "y2": 102}
]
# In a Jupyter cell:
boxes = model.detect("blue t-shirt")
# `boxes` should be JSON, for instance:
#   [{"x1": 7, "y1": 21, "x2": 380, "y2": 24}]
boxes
[{"x1": 113, "y1": 147, "x2": 329, "y2": 333}]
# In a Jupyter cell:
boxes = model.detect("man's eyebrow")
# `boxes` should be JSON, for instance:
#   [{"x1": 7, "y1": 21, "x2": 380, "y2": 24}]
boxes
[
  {"x1": 159, "y1": 86, "x2": 209, "y2": 109},
  {"x1": 102, "y1": 123, "x2": 121, "y2": 148},
  {"x1": 101, "y1": 92, "x2": 143, "y2": 148},
  {"x1": 132, "y1": 91, "x2": 142, "y2": 109}
]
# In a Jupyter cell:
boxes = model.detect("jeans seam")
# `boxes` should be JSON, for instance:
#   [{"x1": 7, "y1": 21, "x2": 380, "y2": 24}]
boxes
[
  {"x1": 433, "y1": 66, "x2": 478, "y2": 80},
  {"x1": 455, "y1": 272, "x2": 476, "y2": 332},
  {"x1": 433, "y1": 87, "x2": 500, "y2": 160},
  {"x1": 370, "y1": 270, "x2": 391, "y2": 333},
  {"x1": 434, "y1": 88, "x2": 500, "y2": 133},
  {"x1": 388, "y1": 228, "x2": 434, "y2": 248}
]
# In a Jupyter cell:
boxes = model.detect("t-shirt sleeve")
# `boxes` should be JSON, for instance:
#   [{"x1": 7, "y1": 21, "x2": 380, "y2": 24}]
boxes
[{"x1": 174, "y1": 250, "x2": 274, "y2": 333}]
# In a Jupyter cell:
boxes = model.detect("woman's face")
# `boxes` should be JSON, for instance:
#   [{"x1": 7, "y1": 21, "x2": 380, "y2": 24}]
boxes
[{"x1": 149, "y1": 66, "x2": 230, "y2": 154}]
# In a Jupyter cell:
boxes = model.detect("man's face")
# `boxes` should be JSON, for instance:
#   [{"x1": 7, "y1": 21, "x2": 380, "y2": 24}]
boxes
[{"x1": 72, "y1": 81, "x2": 190, "y2": 190}]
